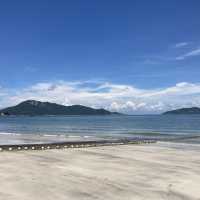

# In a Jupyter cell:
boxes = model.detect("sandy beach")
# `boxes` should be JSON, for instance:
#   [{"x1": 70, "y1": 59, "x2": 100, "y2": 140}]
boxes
[{"x1": 0, "y1": 142, "x2": 200, "y2": 200}]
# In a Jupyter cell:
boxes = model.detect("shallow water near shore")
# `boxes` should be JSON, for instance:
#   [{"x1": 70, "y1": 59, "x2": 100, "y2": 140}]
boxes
[{"x1": 0, "y1": 115, "x2": 200, "y2": 145}]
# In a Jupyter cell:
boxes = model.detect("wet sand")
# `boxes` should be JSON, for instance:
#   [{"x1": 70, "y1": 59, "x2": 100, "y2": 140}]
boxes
[{"x1": 0, "y1": 142, "x2": 199, "y2": 200}]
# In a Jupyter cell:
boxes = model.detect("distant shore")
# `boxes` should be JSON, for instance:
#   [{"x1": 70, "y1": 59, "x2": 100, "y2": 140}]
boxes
[{"x1": 0, "y1": 142, "x2": 199, "y2": 200}]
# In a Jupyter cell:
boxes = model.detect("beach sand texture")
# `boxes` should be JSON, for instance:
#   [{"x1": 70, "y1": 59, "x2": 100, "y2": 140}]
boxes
[{"x1": 0, "y1": 142, "x2": 199, "y2": 200}]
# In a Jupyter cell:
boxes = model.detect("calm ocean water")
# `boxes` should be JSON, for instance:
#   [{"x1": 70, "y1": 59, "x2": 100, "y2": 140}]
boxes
[{"x1": 0, "y1": 115, "x2": 200, "y2": 144}]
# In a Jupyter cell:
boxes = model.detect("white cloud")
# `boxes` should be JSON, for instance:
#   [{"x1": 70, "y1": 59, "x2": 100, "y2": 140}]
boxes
[
  {"x1": 176, "y1": 48, "x2": 200, "y2": 60},
  {"x1": 174, "y1": 42, "x2": 189, "y2": 48},
  {"x1": 1, "y1": 81, "x2": 200, "y2": 114}
]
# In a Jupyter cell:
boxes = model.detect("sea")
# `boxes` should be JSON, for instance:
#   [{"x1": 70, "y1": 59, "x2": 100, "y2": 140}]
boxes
[{"x1": 0, "y1": 115, "x2": 200, "y2": 145}]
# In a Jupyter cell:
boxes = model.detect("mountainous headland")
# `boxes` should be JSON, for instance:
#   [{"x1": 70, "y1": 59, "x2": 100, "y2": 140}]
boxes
[
  {"x1": 0, "y1": 100, "x2": 119, "y2": 116},
  {"x1": 163, "y1": 107, "x2": 200, "y2": 115}
]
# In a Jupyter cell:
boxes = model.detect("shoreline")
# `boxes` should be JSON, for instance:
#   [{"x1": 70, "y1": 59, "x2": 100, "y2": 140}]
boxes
[
  {"x1": 0, "y1": 138, "x2": 156, "y2": 152},
  {"x1": 1, "y1": 131, "x2": 200, "y2": 152},
  {"x1": 1, "y1": 132, "x2": 200, "y2": 152}
]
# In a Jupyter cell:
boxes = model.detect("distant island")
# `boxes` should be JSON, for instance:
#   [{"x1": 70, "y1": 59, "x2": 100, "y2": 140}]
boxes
[
  {"x1": 0, "y1": 100, "x2": 119, "y2": 116},
  {"x1": 163, "y1": 107, "x2": 200, "y2": 115}
]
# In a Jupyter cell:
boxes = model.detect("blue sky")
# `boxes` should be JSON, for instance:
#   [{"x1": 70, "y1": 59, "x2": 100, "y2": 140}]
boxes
[{"x1": 0, "y1": 0, "x2": 200, "y2": 113}]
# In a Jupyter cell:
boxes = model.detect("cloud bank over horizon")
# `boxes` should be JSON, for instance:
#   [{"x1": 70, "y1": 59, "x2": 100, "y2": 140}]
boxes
[{"x1": 1, "y1": 81, "x2": 200, "y2": 114}]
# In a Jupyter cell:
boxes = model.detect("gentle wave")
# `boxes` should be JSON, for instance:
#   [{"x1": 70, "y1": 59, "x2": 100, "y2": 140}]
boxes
[
  {"x1": 0, "y1": 132, "x2": 22, "y2": 136},
  {"x1": 1, "y1": 115, "x2": 200, "y2": 144}
]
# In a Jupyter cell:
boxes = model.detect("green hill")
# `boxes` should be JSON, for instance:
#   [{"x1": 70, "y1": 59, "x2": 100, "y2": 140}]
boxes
[
  {"x1": 163, "y1": 107, "x2": 200, "y2": 115},
  {"x1": 0, "y1": 100, "x2": 118, "y2": 116}
]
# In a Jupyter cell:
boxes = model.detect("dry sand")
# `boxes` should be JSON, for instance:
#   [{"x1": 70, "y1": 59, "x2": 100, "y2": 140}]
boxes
[{"x1": 0, "y1": 142, "x2": 200, "y2": 200}]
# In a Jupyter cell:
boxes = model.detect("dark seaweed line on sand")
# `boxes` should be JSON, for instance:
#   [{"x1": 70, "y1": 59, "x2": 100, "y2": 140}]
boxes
[{"x1": 0, "y1": 139, "x2": 156, "y2": 152}]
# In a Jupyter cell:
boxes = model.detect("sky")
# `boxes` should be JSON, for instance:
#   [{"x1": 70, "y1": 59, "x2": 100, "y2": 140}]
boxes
[{"x1": 0, "y1": 0, "x2": 200, "y2": 113}]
